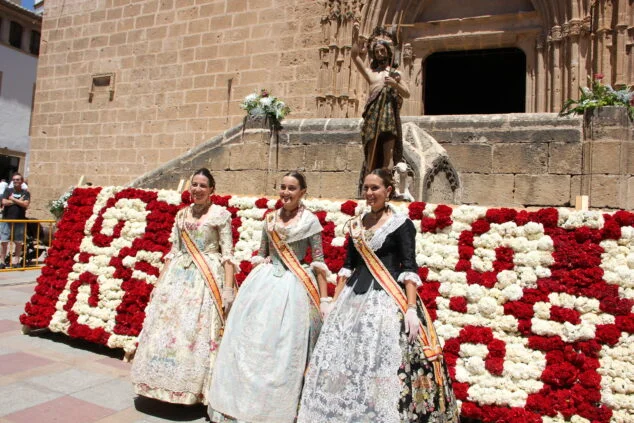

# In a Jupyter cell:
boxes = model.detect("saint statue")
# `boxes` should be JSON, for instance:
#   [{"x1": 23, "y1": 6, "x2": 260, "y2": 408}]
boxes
[{"x1": 352, "y1": 23, "x2": 410, "y2": 176}]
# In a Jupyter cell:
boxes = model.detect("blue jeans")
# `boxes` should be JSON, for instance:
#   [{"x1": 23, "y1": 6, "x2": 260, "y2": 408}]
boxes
[{"x1": 0, "y1": 222, "x2": 26, "y2": 243}]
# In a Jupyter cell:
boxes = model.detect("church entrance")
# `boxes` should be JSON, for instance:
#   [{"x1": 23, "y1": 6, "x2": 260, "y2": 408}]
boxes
[{"x1": 423, "y1": 48, "x2": 526, "y2": 115}]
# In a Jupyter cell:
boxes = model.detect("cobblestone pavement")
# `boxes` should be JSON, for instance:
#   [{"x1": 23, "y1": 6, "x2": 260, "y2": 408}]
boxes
[{"x1": 0, "y1": 270, "x2": 208, "y2": 423}]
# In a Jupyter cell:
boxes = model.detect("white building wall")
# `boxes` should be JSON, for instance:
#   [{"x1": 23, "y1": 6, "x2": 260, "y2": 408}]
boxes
[{"x1": 0, "y1": 43, "x2": 37, "y2": 174}]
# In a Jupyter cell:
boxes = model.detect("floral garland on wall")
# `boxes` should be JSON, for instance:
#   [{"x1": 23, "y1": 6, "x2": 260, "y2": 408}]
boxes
[{"x1": 20, "y1": 188, "x2": 634, "y2": 423}]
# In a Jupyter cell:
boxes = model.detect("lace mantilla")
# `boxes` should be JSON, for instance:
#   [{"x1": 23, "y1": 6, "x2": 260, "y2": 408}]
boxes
[
  {"x1": 270, "y1": 208, "x2": 323, "y2": 244},
  {"x1": 298, "y1": 287, "x2": 402, "y2": 423},
  {"x1": 193, "y1": 204, "x2": 231, "y2": 227},
  {"x1": 363, "y1": 209, "x2": 407, "y2": 251}
]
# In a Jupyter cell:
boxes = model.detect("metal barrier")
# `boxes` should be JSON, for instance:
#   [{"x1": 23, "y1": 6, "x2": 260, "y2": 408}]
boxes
[{"x1": 0, "y1": 218, "x2": 56, "y2": 272}]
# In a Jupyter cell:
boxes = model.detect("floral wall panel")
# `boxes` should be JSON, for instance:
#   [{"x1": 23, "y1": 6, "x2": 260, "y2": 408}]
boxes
[{"x1": 20, "y1": 188, "x2": 634, "y2": 423}]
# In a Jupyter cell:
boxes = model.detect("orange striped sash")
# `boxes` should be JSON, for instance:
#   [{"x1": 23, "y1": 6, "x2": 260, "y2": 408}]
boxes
[
  {"x1": 181, "y1": 229, "x2": 225, "y2": 326},
  {"x1": 266, "y1": 213, "x2": 321, "y2": 315},
  {"x1": 349, "y1": 217, "x2": 445, "y2": 385}
]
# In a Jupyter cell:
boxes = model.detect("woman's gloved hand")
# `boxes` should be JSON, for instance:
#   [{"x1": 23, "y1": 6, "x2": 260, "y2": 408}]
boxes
[{"x1": 404, "y1": 308, "x2": 421, "y2": 343}]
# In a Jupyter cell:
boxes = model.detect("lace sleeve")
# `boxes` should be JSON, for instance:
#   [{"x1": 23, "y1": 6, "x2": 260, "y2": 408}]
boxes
[
  {"x1": 251, "y1": 225, "x2": 270, "y2": 265},
  {"x1": 396, "y1": 219, "x2": 422, "y2": 286},
  {"x1": 218, "y1": 212, "x2": 239, "y2": 270},
  {"x1": 308, "y1": 232, "x2": 330, "y2": 276}
]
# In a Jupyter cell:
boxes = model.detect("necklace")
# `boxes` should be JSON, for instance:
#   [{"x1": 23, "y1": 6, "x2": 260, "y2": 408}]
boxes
[
  {"x1": 280, "y1": 204, "x2": 302, "y2": 222},
  {"x1": 365, "y1": 204, "x2": 389, "y2": 229},
  {"x1": 191, "y1": 202, "x2": 211, "y2": 218},
  {"x1": 369, "y1": 204, "x2": 388, "y2": 218}
]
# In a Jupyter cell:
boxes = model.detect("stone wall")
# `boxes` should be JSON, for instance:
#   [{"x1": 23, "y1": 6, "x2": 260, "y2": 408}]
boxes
[
  {"x1": 28, "y1": 0, "x2": 634, "y2": 216},
  {"x1": 131, "y1": 111, "x2": 634, "y2": 210},
  {"x1": 28, "y1": 0, "x2": 323, "y2": 216},
  {"x1": 582, "y1": 106, "x2": 634, "y2": 210},
  {"x1": 409, "y1": 114, "x2": 584, "y2": 207},
  {"x1": 130, "y1": 118, "x2": 364, "y2": 200},
  {"x1": 130, "y1": 113, "x2": 623, "y2": 209}
]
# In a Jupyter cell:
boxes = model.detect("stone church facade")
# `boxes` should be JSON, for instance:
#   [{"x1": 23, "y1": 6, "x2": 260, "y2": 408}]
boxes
[{"x1": 28, "y1": 0, "x2": 634, "y2": 215}]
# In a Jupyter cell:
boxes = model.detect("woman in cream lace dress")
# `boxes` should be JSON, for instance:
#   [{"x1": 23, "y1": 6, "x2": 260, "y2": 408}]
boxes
[
  {"x1": 207, "y1": 171, "x2": 330, "y2": 423},
  {"x1": 131, "y1": 168, "x2": 236, "y2": 405}
]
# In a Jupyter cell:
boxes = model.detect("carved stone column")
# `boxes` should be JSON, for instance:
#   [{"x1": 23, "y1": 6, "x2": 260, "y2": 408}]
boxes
[
  {"x1": 614, "y1": 0, "x2": 629, "y2": 85},
  {"x1": 536, "y1": 36, "x2": 547, "y2": 112},
  {"x1": 580, "y1": 16, "x2": 592, "y2": 89},
  {"x1": 567, "y1": 20, "x2": 582, "y2": 104},
  {"x1": 401, "y1": 43, "x2": 420, "y2": 115},
  {"x1": 317, "y1": 0, "x2": 368, "y2": 118},
  {"x1": 549, "y1": 25, "x2": 563, "y2": 111}
]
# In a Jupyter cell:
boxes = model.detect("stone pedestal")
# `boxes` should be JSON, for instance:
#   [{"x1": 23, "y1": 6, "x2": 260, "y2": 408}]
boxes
[{"x1": 581, "y1": 106, "x2": 633, "y2": 209}]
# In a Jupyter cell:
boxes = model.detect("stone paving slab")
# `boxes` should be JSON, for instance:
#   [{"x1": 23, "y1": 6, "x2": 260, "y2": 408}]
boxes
[
  {"x1": 3, "y1": 395, "x2": 116, "y2": 423},
  {"x1": 0, "y1": 269, "x2": 40, "y2": 287},
  {"x1": 0, "y1": 352, "x2": 54, "y2": 376},
  {"x1": 0, "y1": 382, "x2": 64, "y2": 415},
  {"x1": 0, "y1": 274, "x2": 208, "y2": 423},
  {"x1": 27, "y1": 368, "x2": 116, "y2": 395}
]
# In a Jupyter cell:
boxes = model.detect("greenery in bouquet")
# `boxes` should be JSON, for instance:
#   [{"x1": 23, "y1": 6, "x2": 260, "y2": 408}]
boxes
[
  {"x1": 560, "y1": 73, "x2": 634, "y2": 119},
  {"x1": 241, "y1": 89, "x2": 291, "y2": 128},
  {"x1": 49, "y1": 187, "x2": 74, "y2": 220}
]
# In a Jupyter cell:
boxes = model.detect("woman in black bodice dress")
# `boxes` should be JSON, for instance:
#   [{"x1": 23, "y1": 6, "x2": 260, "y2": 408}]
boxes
[{"x1": 297, "y1": 168, "x2": 459, "y2": 423}]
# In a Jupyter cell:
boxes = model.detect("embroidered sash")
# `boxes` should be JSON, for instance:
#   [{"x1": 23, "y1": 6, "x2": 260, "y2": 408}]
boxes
[
  {"x1": 181, "y1": 229, "x2": 225, "y2": 326},
  {"x1": 266, "y1": 212, "x2": 321, "y2": 314},
  {"x1": 349, "y1": 216, "x2": 445, "y2": 385}
]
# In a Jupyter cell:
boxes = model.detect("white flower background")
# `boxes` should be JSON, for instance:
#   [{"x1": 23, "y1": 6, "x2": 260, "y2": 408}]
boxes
[{"x1": 36, "y1": 189, "x2": 634, "y2": 422}]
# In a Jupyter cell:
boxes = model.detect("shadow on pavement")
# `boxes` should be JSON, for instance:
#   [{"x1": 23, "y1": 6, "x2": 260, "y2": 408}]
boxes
[
  {"x1": 23, "y1": 329, "x2": 125, "y2": 359},
  {"x1": 134, "y1": 396, "x2": 209, "y2": 421}
]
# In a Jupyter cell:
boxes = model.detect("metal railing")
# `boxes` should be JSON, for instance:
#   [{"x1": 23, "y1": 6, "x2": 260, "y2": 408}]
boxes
[{"x1": 0, "y1": 218, "x2": 56, "y2": 272}]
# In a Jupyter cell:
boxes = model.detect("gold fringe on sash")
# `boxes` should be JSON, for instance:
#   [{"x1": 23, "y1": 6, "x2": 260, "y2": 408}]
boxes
[{"x1": 181, "y1": 230, "x2": 225, "y2": 327}]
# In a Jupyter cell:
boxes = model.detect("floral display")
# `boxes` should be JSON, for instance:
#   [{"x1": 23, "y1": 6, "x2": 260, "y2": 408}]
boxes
[
  {"x1": 240, "y1": 89, "x2": 291, "y2": 128},
  {"x1": 48, "y1": 186, "x2": 75, "y2": 220},
  {"x1": 560, "y1": 73, "x2": 634, "y2": 119},
  {"x1": 21, "y1": 188, "x2": 634, "y2": 422}
]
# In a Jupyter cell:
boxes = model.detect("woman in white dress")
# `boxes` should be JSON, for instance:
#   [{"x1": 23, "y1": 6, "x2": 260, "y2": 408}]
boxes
[
  {"x1": 131, "y1": 168, "x2": 237, "y2": 405},
  {"x1": 207, "y1": 171, "x2": 331, "y2": 423},
  {"x1": 298, "y1": 168, "x2": 459, "y2": 423}
]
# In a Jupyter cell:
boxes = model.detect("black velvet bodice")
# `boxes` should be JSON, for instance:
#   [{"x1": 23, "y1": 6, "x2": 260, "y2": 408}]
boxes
[{"x1": 344, "y1": 218, "x2": 419, "y2": 294}]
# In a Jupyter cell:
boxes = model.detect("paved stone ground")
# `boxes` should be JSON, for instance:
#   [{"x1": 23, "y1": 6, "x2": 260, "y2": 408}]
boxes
[{"x1": 0, "y1": 270, "x2": 208, "y2": 423}]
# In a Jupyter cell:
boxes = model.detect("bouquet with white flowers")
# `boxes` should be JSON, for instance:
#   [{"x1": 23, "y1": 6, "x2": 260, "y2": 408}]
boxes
[
  {"x1": 49, "y1": 187, "x2": 74, "y2": 220},
  {"x1": 241, "y1": 89, "x2": 291, "y2": 128}
]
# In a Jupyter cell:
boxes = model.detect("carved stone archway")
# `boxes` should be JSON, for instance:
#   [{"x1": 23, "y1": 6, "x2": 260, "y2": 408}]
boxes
[{"x1": 317, "y1": 1, "x2": 633, "y2": 117}]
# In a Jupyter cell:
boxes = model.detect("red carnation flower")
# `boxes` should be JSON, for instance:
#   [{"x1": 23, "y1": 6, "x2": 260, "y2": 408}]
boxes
[
  {"x1": 255, "y1": 198, "x2": 269, "y2": 209},
  {"x1": 340, "y1": 200, "x2": 358, "y2": 216},
  {"x1": 470, "y1": 219, "x2": 490, "y2": 235},
  {"x1": 449, "y1": 296, "x2": 467, "y2": 313},
  {"x1": 408, "y1": 201, "x2": 426, "y2": 220}
]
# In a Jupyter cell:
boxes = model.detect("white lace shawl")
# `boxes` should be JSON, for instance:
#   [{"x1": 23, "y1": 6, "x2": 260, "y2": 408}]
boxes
[{"x1": 338, "y1": 207, "x2": 422, "y2": 286}]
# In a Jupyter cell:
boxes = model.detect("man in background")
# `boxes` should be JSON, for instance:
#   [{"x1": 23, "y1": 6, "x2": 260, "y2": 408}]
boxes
[{"x1": 0, "y1": 173, "x2": 31, "y2": 268}]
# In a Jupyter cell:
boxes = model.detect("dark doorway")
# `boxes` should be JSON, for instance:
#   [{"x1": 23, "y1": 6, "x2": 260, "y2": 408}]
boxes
[
  {"x1": 424, "y1": 48, "x2": 526, "y2": 115},
  {"x1": 0, "y1": 155, "x2": 20, "y2": 181}
]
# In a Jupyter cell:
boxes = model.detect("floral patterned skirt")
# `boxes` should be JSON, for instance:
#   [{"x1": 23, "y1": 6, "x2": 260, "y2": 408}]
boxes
[
  {"x1": 131, "y1": 255, "x2": 224, "y2": 405},
  {"x1": 298, "y1": 285, "x2": 459, "y2": 423}
]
